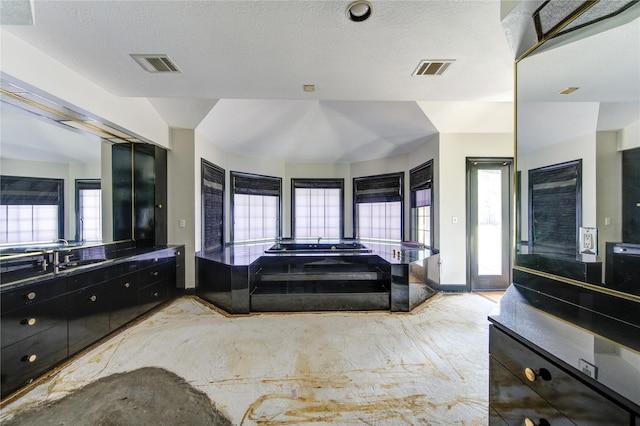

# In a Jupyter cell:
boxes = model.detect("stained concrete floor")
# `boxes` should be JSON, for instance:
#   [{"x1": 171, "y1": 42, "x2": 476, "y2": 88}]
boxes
[{"x1": 1, "y1": 292, "x2": 501, "y2": 425}]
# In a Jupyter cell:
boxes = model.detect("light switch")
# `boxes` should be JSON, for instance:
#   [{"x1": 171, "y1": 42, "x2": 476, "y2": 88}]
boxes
[
  {"x1": 179, "y1": 219, "x2": 186, "y2": 228},
  {"x1": 452, "y1": 216, "x2": 458, "y2": 224},
  {"x1": 605, "y1": 217, "x2": 611, "y2": 226}
]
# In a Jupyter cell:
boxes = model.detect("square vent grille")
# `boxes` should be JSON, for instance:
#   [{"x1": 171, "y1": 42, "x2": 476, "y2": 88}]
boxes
[
  {"x1": 131, "y1": 54, "x2": 181, "y2": 73},
  {"x1": 413, "y1": 60, "x2": 454, "y2": 76}
]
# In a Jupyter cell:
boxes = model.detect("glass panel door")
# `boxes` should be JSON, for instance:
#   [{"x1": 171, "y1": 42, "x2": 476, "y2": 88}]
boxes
[{"x1": 467, "y1": 158, "x2": 513, "y2": 291}]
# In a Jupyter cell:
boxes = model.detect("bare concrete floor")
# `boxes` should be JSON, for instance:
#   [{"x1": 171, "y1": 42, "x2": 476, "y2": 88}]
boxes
[{"x1": 1, "y1": 293, "x2": 501, "y2": 425}]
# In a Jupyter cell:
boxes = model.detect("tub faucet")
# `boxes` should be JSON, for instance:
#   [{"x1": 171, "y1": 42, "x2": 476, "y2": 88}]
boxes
[
  {"x1": 53, "y1": 238, "x2": 69, "y2": 246},
  {"x1": 317, "y1": 237, "x2": 322, "y2": 244}
]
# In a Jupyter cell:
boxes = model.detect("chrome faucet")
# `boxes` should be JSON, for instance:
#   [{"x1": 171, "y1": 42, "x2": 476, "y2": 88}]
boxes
[
  {"x1": 317, "y1": 237, "x2": 322, "y2": 244},
  {"x1": 53, "y1": 238, "x2": 69, "y2": 246}
]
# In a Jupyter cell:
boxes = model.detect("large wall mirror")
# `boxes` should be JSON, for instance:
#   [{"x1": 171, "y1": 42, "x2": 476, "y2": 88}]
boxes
[
  {"x1": 0, "y1": 77, "x2": 140, "y2": 256},
  {"x1": 515, "y1": 3, "x2": 640, "y2": 295}
]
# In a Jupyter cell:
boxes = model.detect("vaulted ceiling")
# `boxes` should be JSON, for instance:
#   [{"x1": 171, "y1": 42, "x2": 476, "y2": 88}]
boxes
[{"x1": 1, "y1": 0, "x2": 517, "y2": 163}]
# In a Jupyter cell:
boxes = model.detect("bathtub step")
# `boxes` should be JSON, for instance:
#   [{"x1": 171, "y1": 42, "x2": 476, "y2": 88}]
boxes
[
  {"x1": 250, "y1": 291, "x2": 390, "y2": 312},
  {"x1": 258, "y1": 271, "x2": 379, "y2": 282}
]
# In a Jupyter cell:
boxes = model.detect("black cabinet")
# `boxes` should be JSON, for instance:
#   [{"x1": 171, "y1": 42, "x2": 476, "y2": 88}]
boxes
[
  {"x1": 489, "y1": 324, "x2": 633, "y2": 425},
  {"x1": 112, "y1": 143, "x2": 168, "y2": 246},
  {"x1": 1, "y1": 276, "x2": 68, "y2": 398},
  {"x1": 133, "y1": 144, "x2": 167, "y2": 247},
  {"x1": 68, "y1": 281, "x2": 110, "y2": 355},
  {"x1": 1, "y1": 246, "x2": 183, "y2": 399},
  {"x1": 622, "y1": 147, "x2": 640, "y2": 243},
  {"x1": 108, "y1": 271, "x2": 139, "y2": 331}
]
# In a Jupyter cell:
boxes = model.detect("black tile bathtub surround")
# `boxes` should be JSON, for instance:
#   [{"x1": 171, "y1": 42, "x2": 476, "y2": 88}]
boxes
[{"x1": 196, "y1": 240, "x2": 433, "y2": 313}]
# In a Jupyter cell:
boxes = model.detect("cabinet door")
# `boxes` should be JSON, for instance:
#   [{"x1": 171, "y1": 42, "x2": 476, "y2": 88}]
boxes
[
  {"x1": 175, "y1": 247, "x2": 185, "y2": 289},
  {"x1": 138, "y1": 279, "x2": 168, "y2": 314},
  {"x1": 490, "y1": 326, "x2": 630, "y2": 425},
  {"x1": 1, "y1": 277, "x2": 67, "y2": 314},
  {"x1": 1, "y1": 323, "x2": 68, "y2": 398},
  {"x1": 490, "y1": 357, "x2": 575, "y2": 425},
  {"x1": 1, "y1": 295, "x2": 67, "y2": 348},
  {"x1": 154, "y1": 146, "x2": 167, "y2": 246},
  {"x1": 109, "y1": 271, "x2": 139, "y2": 331},
  {"x1": 68, "y1": 282, "x2": 110, "y2": 355}
]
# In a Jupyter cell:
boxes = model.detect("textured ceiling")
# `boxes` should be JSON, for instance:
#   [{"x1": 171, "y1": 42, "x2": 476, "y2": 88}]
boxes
[{"x1": 2, "y1": 0, "x2": 518, "y2": 163}]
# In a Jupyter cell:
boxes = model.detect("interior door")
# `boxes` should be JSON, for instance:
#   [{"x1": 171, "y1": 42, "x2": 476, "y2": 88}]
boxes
[{"x1": 467, "y1": 158, "x2": 513, "y2": 291}]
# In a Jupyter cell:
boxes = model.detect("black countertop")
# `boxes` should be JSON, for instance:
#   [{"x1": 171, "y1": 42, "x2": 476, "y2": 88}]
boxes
[
  {"x1": 196, "y1": 239, "x2": 435, "y2": 267},
  {"x1": 0, "y1": 244, "x2": 180, "y2": 289},
  {"x1": 490, "y1": 283, "x2": 640, "y2": 412}
]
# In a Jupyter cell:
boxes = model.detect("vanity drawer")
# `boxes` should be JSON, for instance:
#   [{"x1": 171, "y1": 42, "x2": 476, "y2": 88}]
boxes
[
  {"x1": 490, "y1": 325, "x2": 629, "y2": 425},
  {"x1": 137, "y1": 253, "x2": 168, "y2": 269},
  {"x1": 490, "y1": 356, "x2": 574, "y2": 425},
  {"x1": 1, "y1": 277, "x2": 67, "y2": 313},
  {"x1": 0, "y1": 326, "x2": 68, "y2": 398},
  {"x1": 138, "y1": 279, "x2": 168, "y2": 314},
  {"x1": 139, "y1": 262, "x2": 170, "y2": 288},
  {"x1": 1, "y1": 295, "x2": 67, "y2": 349}
]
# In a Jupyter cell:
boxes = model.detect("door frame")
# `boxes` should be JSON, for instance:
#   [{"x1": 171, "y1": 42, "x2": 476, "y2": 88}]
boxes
[{"x1": 466, "y1": 157, "x2": 514, "y2": 291}]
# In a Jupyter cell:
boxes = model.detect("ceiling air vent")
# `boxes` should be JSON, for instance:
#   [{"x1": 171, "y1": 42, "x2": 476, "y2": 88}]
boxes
[
  {"x1": 413, "y1": 60, "x2": 454, "y2": 76},
  {"x1": 130, "y1": 54, "x2": 181, "y2": 73}
]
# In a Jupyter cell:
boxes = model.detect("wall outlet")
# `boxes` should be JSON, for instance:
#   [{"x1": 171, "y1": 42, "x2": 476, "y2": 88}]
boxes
[
  {"x1": 579, "y1": 227, "x2": 597, "y2": 254},
  {"x1": 579, "y1": 359, "x2": 598, "y2": 379}
]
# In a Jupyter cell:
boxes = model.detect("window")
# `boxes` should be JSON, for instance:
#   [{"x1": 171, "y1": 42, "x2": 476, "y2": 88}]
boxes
[
  {"x1": 231, "y1": 171, "x2": 281, "y2": 242},
  {"x1": 410, "y1": 161, "x2": 433, "y2": 248},
  {"x1": 76, "y1": 180, "x2": 102, "y2": 242},
  {"x1": 0, "y1": 175, "x2": 64, "y2": 243},
  {"x1": 202, "y1": 160, "x2": 225, "y2": 251},
  {"x1": 353, "y1": 172, "x2": 403, "y2": 241},
  {"x1": 292, "y1": 179, "x2": 343, "y2": 239},
  {"x1": 528, "y1": 159, "x2": 582, "y2": 255}
]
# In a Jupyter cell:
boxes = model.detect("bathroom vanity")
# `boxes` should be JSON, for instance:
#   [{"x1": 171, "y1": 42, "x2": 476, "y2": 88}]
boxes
[
  {"x1": 0, "y1": 243, "x2": 185, "y2": 399},
  {"x1": 489, "y1": 271, "x2": 639, "y2": 425}
]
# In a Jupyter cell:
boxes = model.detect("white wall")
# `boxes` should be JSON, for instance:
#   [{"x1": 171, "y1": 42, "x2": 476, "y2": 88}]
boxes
[
  {"x1": 0, "y1": 28, "x2": 170, "y2": 149},
  {"x1": 439, "y1": 133, "x2": 514, "y2": 286},
  {"x1": 168, "y1": 129, "x2": 196, "y2": 288},
  {"x1": 619, "y1": 118, "x2": 640, "y2": 151},
  {"x1": 596, "y1": 131, "x2": 622, "y2": 259}
]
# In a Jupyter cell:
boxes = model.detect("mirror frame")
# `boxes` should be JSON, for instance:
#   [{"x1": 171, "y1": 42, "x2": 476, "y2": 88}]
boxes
[{"x1": 512, "y1": 2, "x2": 640, "y2": 304}]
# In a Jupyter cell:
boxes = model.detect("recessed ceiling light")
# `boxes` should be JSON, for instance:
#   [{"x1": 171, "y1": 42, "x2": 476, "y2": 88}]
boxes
[
  {"x1": 303, "y1": 84, "x2": 316, "y2": 93},
  {"x1": 559, "y1": 87, "x2": 579, "y2": 95},
  {"x1": 347, "y1": 1, "x2": 372, "y2": 22}
]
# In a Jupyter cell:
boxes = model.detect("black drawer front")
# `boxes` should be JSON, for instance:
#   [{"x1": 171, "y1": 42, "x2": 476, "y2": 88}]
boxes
[
  {"x1": 137, "y1": 253, "x2": 168, "y2": 269},
  {"x1": 107, "y1": 260, "x2": 139, "y2": 277},
  {"x1": 1, "y1": 277, "x2": 67, "y2": 313},
  {"x1": 68, "y1": 282, "x2": 110, "y2": 355},
  {"x1": 1, "y1": 296, "x2": 67, "y2": 349},
  {"x1": 490, "y1": 326, "x2": 629, "y2": 425},
  {"x1": 108, "y1": 272, "x2": 140, "y2": 331},
  {"x1": 139, "y1": 262, "x2": 170, "y2": 288},
  {"x1": 1, "y1": 326, "x2": 68, "y2": 398},
  {"x1": 138, "y1": 279, "x2": 168, "y2": 314},
  {"x1": 490, "y1": 357, "x2": 575, "y2": 425}
]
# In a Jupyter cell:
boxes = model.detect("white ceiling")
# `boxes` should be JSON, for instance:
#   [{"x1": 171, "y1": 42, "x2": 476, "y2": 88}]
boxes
[{"x1": 3, "y1": 1, "x2": 517, "y2": 163}]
